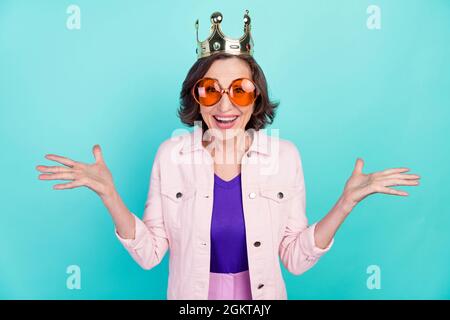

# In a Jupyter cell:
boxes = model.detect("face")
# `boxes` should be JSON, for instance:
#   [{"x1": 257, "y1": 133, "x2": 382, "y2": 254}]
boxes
[{"x1": 199, "y1": 57, "x2": 255, "y2": 139}]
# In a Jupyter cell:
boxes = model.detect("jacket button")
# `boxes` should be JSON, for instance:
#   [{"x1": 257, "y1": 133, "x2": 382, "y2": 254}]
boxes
[
  {"x1": 176, "y1": 192, "x2": 183, "y2": 198},
  {"x1": 254, "y1": 241, "x2": 261, "y2": 247},
  {"x1": 257, "y1": 283, "x2": 264, "y2": 289},
  {"x1": 248, "y1": 192, "x2": 256, "y2": 199},
  {"x1": 277, "y1": 192, "x2": 284, "y2": 199}
]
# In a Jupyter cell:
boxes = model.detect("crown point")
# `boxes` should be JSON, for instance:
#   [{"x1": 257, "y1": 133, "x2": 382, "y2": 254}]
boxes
[
  {"x1": 211, "y1": 12, "x2": 223, "y2": 24},
  {"x1": 244, "y1": 13, "x2": 251, "y2": 25}
]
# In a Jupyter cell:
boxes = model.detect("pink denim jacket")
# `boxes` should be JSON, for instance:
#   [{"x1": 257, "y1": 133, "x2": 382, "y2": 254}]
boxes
[{"x1": 115, "y1": 126, "x2": 334, "y2": 299}]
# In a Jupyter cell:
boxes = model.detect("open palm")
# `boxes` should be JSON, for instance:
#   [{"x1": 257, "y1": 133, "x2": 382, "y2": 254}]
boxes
[
  {"x1": 36, "y1": 144, "x2": 115, "y2": 198},
  {"x1": 342, "y1": 158, "x2": 420, "y2": 209}
]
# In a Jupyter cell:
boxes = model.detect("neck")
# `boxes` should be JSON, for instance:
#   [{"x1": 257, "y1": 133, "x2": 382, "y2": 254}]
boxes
[{"x1": 202, "y1": 129, "x2": 252, "y2": 164}]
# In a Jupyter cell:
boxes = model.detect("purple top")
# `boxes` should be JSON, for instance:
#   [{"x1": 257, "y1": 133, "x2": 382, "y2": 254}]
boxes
[{"x1": 210, "y1": 173, "x2": 249, "y2": 274}]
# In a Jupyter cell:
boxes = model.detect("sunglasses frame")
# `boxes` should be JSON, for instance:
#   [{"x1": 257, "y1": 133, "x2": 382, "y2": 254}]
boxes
[{"x1": 191, "y1": 77, "x2": 260, "y2": 107}]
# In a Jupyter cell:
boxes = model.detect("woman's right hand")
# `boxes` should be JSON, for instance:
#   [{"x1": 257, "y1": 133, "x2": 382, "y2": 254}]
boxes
[{"x1": 36, "y1": 144, "x2": 116, "y2": 199}]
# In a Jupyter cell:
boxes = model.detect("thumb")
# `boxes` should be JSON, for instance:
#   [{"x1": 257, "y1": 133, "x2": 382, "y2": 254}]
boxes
[
  {"x1": 352, "y1": 157, "x2": 364, "y2": 175},
  {"x1": 93, "y1": 144, "x2": 104, "y2": 163}
]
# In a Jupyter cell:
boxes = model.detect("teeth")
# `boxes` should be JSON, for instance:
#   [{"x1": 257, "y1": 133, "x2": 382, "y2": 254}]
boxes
[{"x1": 215, "y1": 116, "x2": 238, "y2": 122}]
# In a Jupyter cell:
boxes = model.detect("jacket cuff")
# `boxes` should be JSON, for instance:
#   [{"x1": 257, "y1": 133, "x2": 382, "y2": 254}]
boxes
[
  {"x1": 300, "y1": 222, "x2": 334, "y2": 259},
  {"x1": 115, "y1": 213, "x2": 147, "y2": 249}
]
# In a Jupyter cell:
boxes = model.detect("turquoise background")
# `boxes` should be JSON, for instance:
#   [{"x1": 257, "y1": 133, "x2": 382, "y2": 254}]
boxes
[{"x1": 1, "y1": 0, "x2": 449, "y2": 299}]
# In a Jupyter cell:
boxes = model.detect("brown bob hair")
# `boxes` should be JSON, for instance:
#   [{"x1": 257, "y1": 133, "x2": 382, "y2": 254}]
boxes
[{"x1": 178, "y1": 52, "x2": 279, "y2": 132}]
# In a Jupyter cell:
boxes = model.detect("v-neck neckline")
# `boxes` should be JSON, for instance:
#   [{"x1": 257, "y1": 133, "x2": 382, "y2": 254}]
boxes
[{"x1": 214, "y1": 173, "x2": 242, "y2": 188}]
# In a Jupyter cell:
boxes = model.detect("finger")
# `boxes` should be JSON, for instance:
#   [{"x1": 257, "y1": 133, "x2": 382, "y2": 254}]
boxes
[
  {"x1": 93, "y1": 144, "x2": 104, "y2": 163},
  {"x1": 39, "y1": 173, "x2": 76, "y2": 181},
  {"x1": 378, "y1": 186, "x2": 408, "y2": 196},
  {"x1": 53, "y1": 180, "x2": 85, "y2": 190},
  {"x1": 382, "y1": 179, "x2": 419, "y2": 187},
  {"x1": 45, "y1": 154, "x2": 76, "y2": 167},
  {"x1": 36, "y1": 165, "x2": 72, "y2": 173},
  {"x1": 352, "y1": 158, "x2": 364, "y2": 175},
  {"x1": 383, "y1": 173, "x2": 421, "y2": 180},
  {"x1": 380, "y1": 167, "x2": 410, "y2": 175}
]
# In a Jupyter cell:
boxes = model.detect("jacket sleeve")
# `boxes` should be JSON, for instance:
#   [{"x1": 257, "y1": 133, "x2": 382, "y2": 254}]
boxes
[
  {"x1": 279, "y1": 143, "x2": 334, "y2": 275},
  {"x1": 115, "y1": 144, "x2": 169, "y2": 270}
]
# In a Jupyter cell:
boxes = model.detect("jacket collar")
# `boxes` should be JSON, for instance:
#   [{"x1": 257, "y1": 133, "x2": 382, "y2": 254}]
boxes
[{"x1": 180, "y1": 126, "x2": 272, "y2": 156}]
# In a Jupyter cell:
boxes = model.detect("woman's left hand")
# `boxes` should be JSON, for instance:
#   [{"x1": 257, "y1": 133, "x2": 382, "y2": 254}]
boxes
[{"x1": 341, "y1": 158, "x2": 421, "y2": 211}]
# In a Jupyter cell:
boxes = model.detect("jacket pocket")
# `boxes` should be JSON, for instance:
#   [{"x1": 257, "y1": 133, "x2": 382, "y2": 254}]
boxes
[
  {"x1": 160, "y1": 184, "x2": 197, "y2": 230},
  {"x1": 259, "y1": 186, "x2": 299, "y2": 204},
  {"x1": 259, "y1": 185, "x2": 300, "y2": 238}
]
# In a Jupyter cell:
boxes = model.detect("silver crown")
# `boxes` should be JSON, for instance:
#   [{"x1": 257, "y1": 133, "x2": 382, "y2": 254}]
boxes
[{"x1": 195, "y1": 10, "x2": 254, "y2": 59}]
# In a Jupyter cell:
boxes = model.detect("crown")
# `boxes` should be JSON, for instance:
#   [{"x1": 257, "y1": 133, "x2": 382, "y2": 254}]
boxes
[{"x1": 195, "y1": 10, "x2": 254, "y2": 59}]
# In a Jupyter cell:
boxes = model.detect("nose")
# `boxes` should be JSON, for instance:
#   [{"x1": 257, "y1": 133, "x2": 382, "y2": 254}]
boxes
[{"x1": 216, "y1": 90, "x2": 235, "y2": 113}]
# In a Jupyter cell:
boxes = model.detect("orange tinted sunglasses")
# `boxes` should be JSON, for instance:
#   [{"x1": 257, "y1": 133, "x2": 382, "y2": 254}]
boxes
[{"x1": 191, "y1": 77, "x2": 260, "y2": 107}]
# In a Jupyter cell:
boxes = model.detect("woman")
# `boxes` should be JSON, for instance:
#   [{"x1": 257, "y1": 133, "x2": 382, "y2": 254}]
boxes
[{"x1": 36, "y1": 11, "x2": 420, "y2": 300}]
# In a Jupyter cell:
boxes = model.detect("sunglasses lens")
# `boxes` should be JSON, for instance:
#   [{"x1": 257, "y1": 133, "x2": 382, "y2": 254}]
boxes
[
  {"x1": 193, "y1": 78, "x2": 221, "y2": 106},
  {"x1": 230, "y1": 79, "x2": 257, "y2": 106}
]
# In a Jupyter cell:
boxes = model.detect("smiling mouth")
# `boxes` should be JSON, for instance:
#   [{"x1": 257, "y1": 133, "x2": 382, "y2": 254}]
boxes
[{"x1": 213, "y1": 115, "x2": 239, "y2": 123}]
